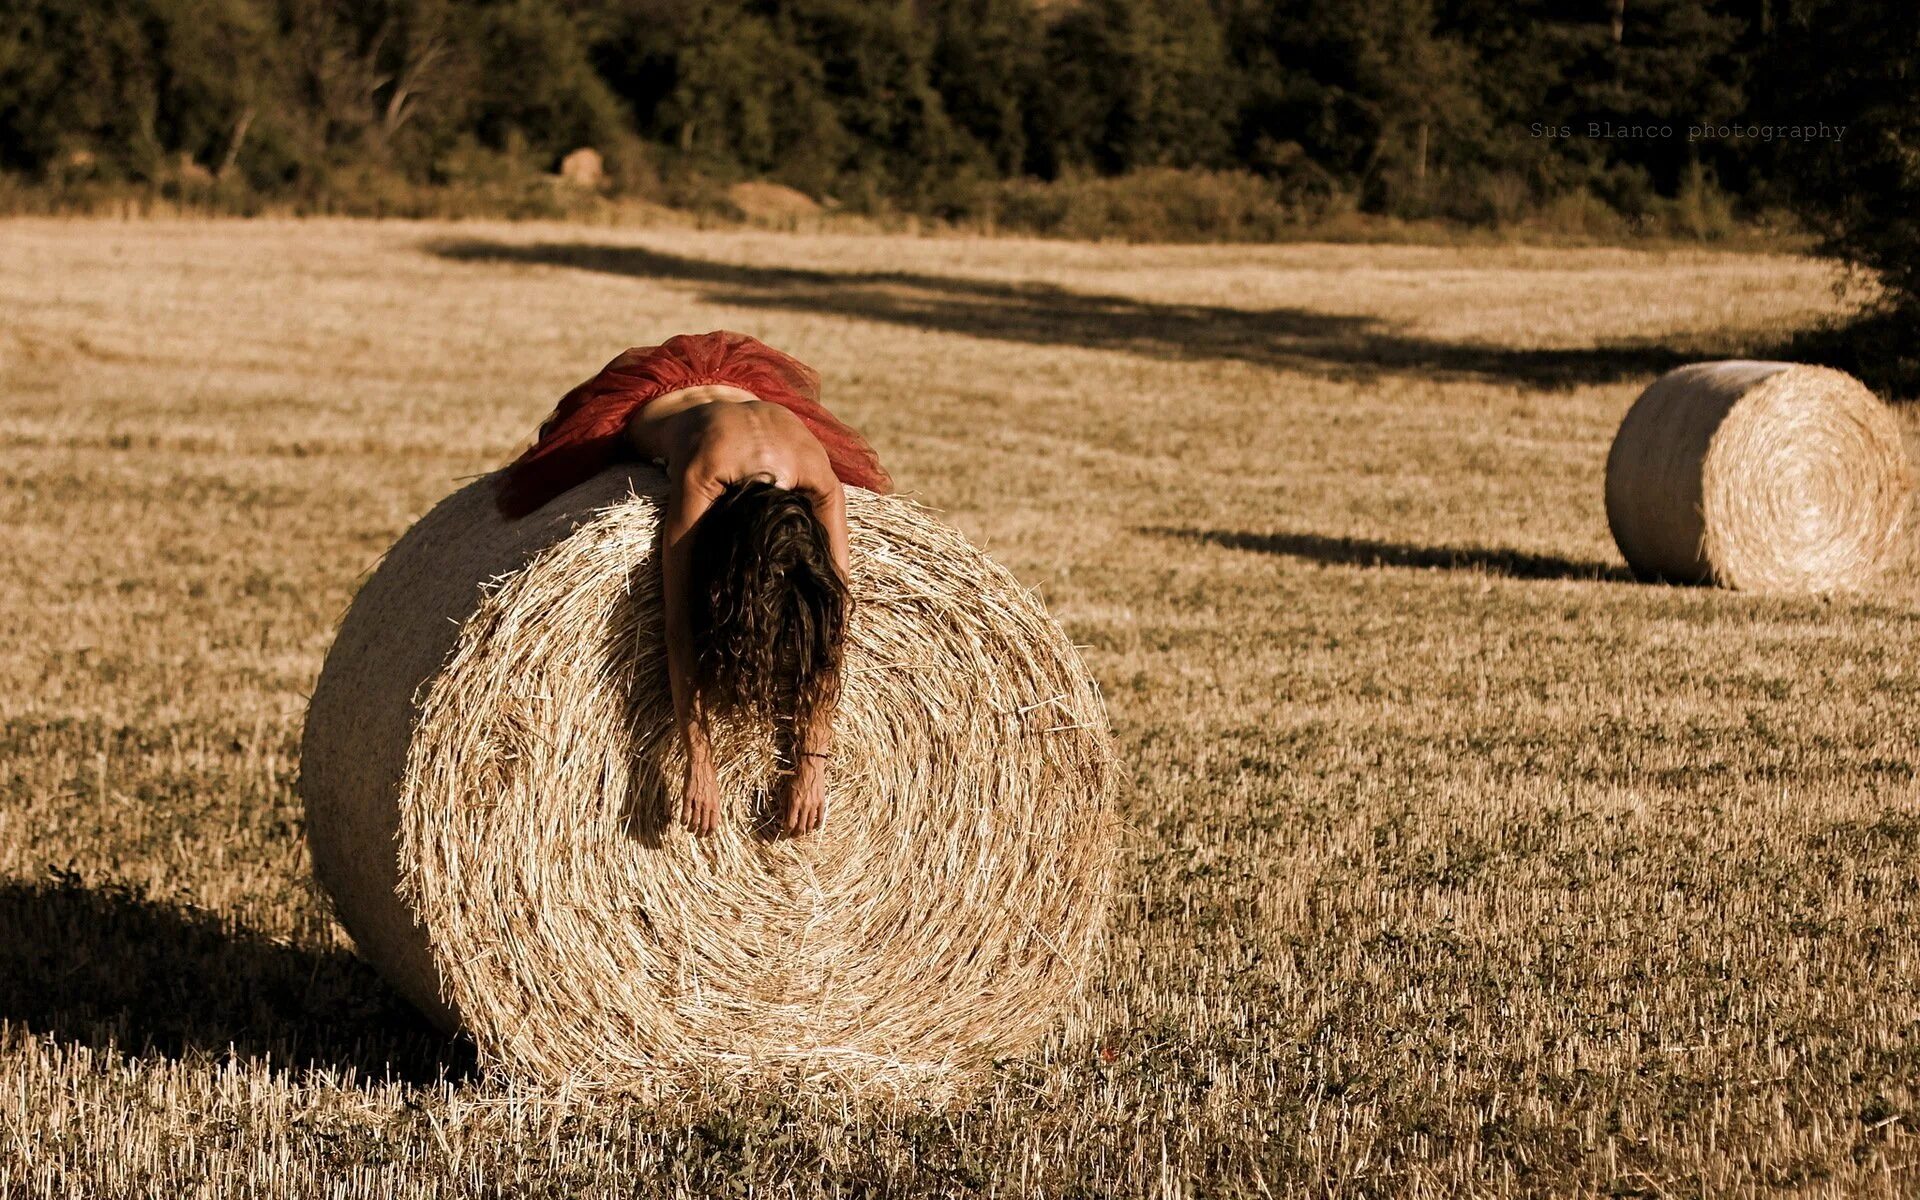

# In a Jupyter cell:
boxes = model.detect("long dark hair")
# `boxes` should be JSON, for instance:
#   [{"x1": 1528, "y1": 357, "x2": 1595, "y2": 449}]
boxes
[{"x1": 685, "y1": 481, "x2": 849, "y2": 741}]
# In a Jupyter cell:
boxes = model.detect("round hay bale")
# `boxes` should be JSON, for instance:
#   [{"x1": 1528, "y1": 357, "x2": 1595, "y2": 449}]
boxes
[
  {"x1": 300, "y1": 467, "x2": 1118, "y2": 1091},
  {"x1": 1603, "y1": 361, "x2": 1910, "y2": 593},
  {"x1": 726, "y1": 180, "x2": 824, "y2": 221},
  {"x1": 557, "y1": 146, "x2": 605, "y2": 189}
]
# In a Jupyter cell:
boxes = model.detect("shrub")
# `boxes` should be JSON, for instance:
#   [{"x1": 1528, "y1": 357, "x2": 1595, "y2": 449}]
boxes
[{"x1": 976, "y1": 168, "x2": 1308, "y2": 243}]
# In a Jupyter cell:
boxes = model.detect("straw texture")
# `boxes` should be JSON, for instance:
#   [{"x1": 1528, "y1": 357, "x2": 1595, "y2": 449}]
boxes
[
  {"x1": 300, "y1": 467, "x2": 1118, "y2": 1092},
  {"x1": 1604, "y1": 361, "x2": 1910, "y2": 593}
]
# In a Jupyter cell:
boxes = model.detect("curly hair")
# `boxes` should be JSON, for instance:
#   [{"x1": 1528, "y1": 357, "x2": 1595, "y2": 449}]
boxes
[{"x1": 685, "y1": 481, "x2": 849, "y2": 743}]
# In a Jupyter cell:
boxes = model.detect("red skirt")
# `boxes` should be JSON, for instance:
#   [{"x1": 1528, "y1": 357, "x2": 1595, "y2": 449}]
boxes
[{"x1": 497, "y1": 331, "x2": 893, "y2": 517}]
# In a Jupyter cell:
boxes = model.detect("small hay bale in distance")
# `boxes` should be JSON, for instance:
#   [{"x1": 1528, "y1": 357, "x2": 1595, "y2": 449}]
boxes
[
  {"x1": 299, "y1": 467, "x2": 1119, "y2": 1092},
  {"x1": 1604, "y1": 361, "x2": 1910, "y2": 593}
]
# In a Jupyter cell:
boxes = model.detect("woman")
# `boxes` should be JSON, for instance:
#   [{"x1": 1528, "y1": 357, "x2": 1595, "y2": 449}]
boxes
[{"x1": 498, "y1": 331, "x2": 892, "y2": 839}]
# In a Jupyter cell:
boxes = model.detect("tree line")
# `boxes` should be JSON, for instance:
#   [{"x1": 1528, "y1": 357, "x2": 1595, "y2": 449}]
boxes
[{"x1": 0, "y1": 1, "x2": 1909, "y2": 256}]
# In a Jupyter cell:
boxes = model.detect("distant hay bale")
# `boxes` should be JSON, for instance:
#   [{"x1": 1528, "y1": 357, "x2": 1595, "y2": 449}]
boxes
[
  {"x1": 299, "y1": 468, "x2": 1118, "y2": 1092},
  {"x1": 557, "y1": 147, "x2": 604, "y2": 189},
  {"x1": 1604, "y1": 361, "x2": 1910, "y2": 593},
  {"x1": 726, "y1": 181, "x2": 824, "y2": 222}
]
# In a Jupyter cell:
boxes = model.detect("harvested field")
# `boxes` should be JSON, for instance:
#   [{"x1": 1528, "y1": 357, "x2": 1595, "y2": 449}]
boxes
[{"x1": 2, "y1": 219, "x2": 1917, "y2": 1197}]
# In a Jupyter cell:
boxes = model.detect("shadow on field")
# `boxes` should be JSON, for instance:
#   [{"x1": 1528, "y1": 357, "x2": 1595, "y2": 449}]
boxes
[
  {"x1": 0, "y1": 875, "x2": 471, "y2": 1084},
  {"x1": 428, "y1": 239, "x2": 1698, "y2": 390},
  {"x1": 1153, "y1": 527, "x2": 1635, "y2": 582}
]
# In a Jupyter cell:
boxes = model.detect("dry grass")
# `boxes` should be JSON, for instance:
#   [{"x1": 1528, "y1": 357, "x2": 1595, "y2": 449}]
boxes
[{"x1": 2, "y1": 218, "x2": 1918, "y2": 1197}]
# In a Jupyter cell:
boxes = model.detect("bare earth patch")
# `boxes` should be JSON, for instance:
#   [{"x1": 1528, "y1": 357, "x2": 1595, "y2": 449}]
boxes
[{"x1": 1, "y1": 219, "x2": 1916, "y2": 1197}]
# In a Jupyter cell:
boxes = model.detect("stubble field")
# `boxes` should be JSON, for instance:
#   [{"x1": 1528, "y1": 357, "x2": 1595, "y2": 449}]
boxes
[{"x1": 2, "y1": 219, "x2": 1917, "y2": 1197}]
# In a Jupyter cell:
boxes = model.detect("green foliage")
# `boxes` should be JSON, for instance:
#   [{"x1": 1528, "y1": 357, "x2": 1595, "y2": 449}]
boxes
[
  {"x1": 927, "y1": 0, "x2": 1045, "y2": 176},
  {"x1": 0, "y1": 0, "x2": 1888, "y2": 242},
  {"x1": 774, "y1": 0, "x2": 969, "y2": 203},
  {"x1": 1764, "y1": 0, "x2": 1920, "y2": 313},
  {"x1": 1040, "y1": 0, "x2": 1237, "y2": 175},
  {"x1": 1226, "y1": 0, "x2": 1479, "y2": 214},
  {"x1": 1441, "y1": 0, "x2": 1752, "y2": 211},
  {"x1": 463, "y1": 0, "x2": 630, "y2": 161},
  {"x1": 0, "y1": 0, "x2": 280, "y2": 181},
  {"x1": 596, "y1": 0, "x2": 847, "y2": 189}
]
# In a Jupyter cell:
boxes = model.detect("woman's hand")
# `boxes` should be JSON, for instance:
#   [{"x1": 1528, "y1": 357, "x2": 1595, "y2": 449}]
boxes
[
  {"x1": 782, "y1": 755, "x2": 827, "y2": 837},
  {"x1": 682, "y1": 754, "x2": 721, "y2": 836}
]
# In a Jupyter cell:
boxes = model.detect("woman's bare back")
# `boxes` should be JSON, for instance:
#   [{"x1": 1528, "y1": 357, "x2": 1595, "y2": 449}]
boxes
[{"x1": 628, "y1": 385, "x2": 836, "y2": 497}]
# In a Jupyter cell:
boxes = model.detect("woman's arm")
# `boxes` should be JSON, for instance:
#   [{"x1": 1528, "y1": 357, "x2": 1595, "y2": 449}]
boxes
[
  {"x1": 793, "y1": 484, "x2": 847, "y2": 757},
  {"x1": 661, "y1": 469, "x2": 723, "y2": 835},
  {"x1": 782, "y1": 479, "x2": 849, "y2": 836},
  {"x1": 816, "y1": 478, "x2": 852, "y2": 595}
]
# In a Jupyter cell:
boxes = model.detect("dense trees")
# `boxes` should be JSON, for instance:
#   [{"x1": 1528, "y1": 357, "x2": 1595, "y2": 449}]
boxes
[
  {"x1": 1763, "y1": 0, "x2": 1920, "y2": 310},
  {"x1": 0, "y1": 0, "x2": 1910, "y2": 263},
  {"x1": 1440, "y1": 0, "x2": 1753, "y2": 216}
]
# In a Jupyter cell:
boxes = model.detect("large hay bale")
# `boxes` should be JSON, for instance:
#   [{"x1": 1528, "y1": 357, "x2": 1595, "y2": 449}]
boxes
[
  {"x1": 1604, "y1": 361, "x2": 1910, "y2": 592},
  {"x1": 726, "y1": 180, "x2": 824, "y2": 221},
  {"x1": 300, "y1": 467, "x2": 1118, "y2": 1091}
]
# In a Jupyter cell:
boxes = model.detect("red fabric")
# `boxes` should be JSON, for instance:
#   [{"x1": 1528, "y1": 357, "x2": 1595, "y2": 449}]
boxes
[{"x1": 497, "y1": 331, "x2": 892, "y2": 517}]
